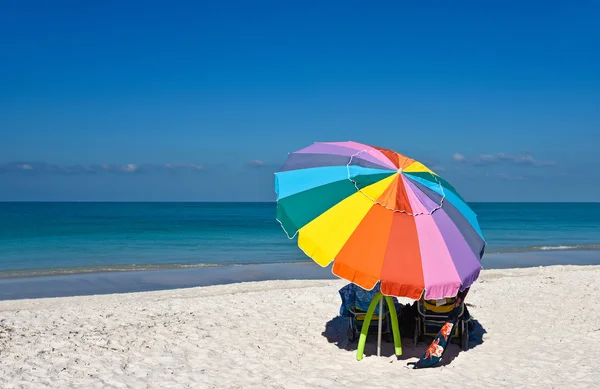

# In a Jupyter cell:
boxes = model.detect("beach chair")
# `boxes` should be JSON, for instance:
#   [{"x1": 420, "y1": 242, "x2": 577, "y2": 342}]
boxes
[
  {"x1": 346, "y1": 302, "x2": 393, "y2": 342},
  {"x1": 339, "y1": 283, "x2": 403, "y2": 360},
  {"x1": 338, "y1": 283, "x2": 398, "y2": 342},
  {"x1": 413, "y1": 297, "x2": 471, "y2": 350}
]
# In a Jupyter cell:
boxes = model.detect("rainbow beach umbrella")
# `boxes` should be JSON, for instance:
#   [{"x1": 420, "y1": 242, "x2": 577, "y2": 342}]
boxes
[{"x1": 275, "y1": 141, "x2": 486, "y2": 301}]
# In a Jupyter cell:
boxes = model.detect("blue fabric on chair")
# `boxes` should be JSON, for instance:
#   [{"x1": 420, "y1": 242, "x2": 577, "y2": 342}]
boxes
[
  {"x1": 339, "y1": 283, "x2": 383, "y2": 316},
  {"x1": 339, "y1": 283, "x2": 401, "y2": 317}
]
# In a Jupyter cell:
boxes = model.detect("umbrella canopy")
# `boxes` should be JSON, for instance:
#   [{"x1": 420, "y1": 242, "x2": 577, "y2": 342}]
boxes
[{"x1": 275, "y1": 141, "x2": 486, "y2": 300}]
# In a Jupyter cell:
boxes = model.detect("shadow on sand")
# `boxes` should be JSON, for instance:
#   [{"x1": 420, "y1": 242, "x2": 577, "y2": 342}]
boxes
[{"x1": 322, "y1": 313, "x2": 487, "y2": 367}]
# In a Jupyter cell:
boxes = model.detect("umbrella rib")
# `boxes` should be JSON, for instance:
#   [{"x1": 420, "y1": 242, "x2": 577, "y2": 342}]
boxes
[
  {"x1": 275, "y1": 213, "x2": 299, "y2": 240},
  {"x1": 347, "y1": 150, "x2": 447, "y2": 216}
]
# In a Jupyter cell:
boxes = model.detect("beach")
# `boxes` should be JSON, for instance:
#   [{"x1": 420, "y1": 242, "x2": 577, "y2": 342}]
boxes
[
  {"x1": 3, "y1": 0, "x2": 599, "y2": 387},
  {"x1": 1, "y1": 265, "x2": 599, "y2": 388}
]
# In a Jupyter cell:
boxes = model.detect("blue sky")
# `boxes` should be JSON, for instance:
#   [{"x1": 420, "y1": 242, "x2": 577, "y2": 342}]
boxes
[{"x1": 1, "y1": 1, "x2": 598, "y2": 201}]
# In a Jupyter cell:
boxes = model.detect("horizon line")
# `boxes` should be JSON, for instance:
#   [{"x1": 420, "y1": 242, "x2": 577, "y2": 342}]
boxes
[{"x1": 1, "y1": 200, "x2": 599, "y2": 204}]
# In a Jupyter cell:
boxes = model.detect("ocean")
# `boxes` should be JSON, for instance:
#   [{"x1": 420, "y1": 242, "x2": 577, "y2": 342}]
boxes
[{"x1": 1, "y1": 202, "x2": 600, "y2": 278}]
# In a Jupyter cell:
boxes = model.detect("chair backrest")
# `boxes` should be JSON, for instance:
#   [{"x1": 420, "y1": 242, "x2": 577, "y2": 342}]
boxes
[
  {"x1": 422, "y1": 298, "x2": 456, "y2": 314},
  {"x1": 339, "y1": 283, "x2": 387, "y2": 316},
  {"x1": 417, "y1": 297, "x2": 463, "y2": 318}
]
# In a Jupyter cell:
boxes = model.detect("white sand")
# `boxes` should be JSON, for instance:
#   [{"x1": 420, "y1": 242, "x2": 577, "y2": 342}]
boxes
[{"x1": 1, "y1": 265, "x2": 600, "y2": 388}]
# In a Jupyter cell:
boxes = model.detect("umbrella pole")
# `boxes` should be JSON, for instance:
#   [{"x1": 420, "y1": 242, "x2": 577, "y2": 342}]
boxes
[{"x1": 377, "y1": 297, "x2": 383, "y2": 357}]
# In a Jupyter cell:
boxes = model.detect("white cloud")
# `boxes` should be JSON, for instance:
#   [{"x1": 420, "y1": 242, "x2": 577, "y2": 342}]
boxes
[
  {"x1": 455, "y1": 152, "x2": 556, "y2": 168},
  {"x1": 165, "y1": 163, "x2": 204, "y2": 171},
  {"x1": 0, "y1": 162, "x2": 208, "y2": 175},
  {"x1": 121, "y1": 164, "x2": 138, "y2": 173},
  {"x1": 452, "y1": 153, "x2": 466, "y2": 162},
  {"x1": 247, "y1": 159, "x2": 266, "y2": 167}
]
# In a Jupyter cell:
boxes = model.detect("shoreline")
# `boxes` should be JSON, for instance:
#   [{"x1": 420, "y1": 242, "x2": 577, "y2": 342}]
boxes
[
  {"x1": 0, "y1": 250, "x2": 599, "y2": 300},
  {"x1": 0, "y1": 262, "x2": 336, "y2": 301},
  {"x1": 0, "y1": 261, "x2": 314, "y2": 280}
]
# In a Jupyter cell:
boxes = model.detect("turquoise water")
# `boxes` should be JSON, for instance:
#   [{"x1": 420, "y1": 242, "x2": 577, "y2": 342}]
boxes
[{"x1": 0, "y1": 202, "x2": 599, "y2": 277}]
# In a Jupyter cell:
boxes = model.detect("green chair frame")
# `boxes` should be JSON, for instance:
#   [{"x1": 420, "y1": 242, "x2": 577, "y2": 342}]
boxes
[{"x1": 355, "y1": 292, "x2": 403, "y2": 360}]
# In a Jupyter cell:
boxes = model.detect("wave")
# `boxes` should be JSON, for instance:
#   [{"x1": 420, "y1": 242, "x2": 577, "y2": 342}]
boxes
[
  {"x1": 489, "y1": 244, "x2": 600, "y2": 254},
  {"x1": 533, "y1": 244, "x2": 600, "y2": 251},
  {"x1": 0, "y1": 261, "x2": 314, "y2": 279},
  {"x1": 0, "y1": 263, "x2": 227, "y2": 279}
]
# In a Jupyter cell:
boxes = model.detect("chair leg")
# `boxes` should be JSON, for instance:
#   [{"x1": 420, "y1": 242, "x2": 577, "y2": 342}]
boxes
[
  {"x1": 460, "y1": 320, "x2": 469, "y2": 351},
  {"x1": 413, "y1": 317, "x2": 419, "y2": 347},
  {"x1": 347, "y1": 318, "x2": 356, "y2": 342}
]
